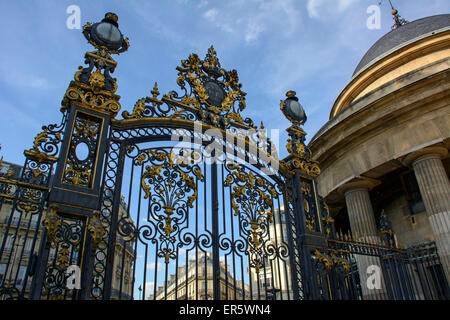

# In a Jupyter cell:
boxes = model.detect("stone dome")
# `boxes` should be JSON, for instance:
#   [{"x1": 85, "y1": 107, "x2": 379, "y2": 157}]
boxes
[{"x1": 353, "y1": 14, "x2": 450, "y2": 77}]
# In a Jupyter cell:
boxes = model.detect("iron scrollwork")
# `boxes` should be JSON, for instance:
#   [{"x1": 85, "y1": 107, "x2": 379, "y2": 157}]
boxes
[
  {"x1": 224, "y1": 162, "x2": 278, "y2": 273},
  {"x1": 62, "y1": 114, "x2": 101, "y2": 187},
  {"x1": 121, "y1": 46, "x2": 255, "y2": 130},
  {"x1": 138, "y1": 147, "x2": 203, "y2": 263},
  {"x1": 42, "y1": 209, "x2": 84, "y2": 300},
  {"x1": 22, "y1": 110, "x2": 69, "y2": 186},
  {"x1": 312, "y1": 249, "x2": 350, "y2": 275}
]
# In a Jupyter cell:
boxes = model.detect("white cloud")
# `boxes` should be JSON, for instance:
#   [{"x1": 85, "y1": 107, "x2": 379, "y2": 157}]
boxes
[
  {"x1": 202, "y1": 8, "x2": 234, "y2": 33},
  {"x1": 337, "y1": 0, "x2": 359, "y2": 12},
  {"x1": 203, "y1": 8, "x2": 218, "y2": 21},
  {"x1": 307, "y1": 0, "x2": 323, "y2": 18},
  {"x1": 244, "y1": 0, "x2": 300, "y2": 43},
  {"x1": 245, "y1": 20, "x2": 265, "y2": 43},
  {"x1": 307, "y1": 0, "x2": 359, "y2": 18},
  {"x1": 201, "y1": 0, "x2": 301, "y2": 43}
]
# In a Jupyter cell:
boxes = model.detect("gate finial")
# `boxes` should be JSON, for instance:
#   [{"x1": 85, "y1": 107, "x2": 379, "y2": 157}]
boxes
[
  {"x1": 280, "y1": 91, "x2": 320, "y2": 177},
  {"x1": 383, "y1": 0, "x2": 409, "y2": 30},
  {"x1": 61, "y1": 13, "x2": 129, "y2": 118}
]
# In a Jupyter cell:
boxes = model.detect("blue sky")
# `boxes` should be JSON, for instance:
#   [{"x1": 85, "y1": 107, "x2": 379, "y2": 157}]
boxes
[{"x1": 0, "y1": 0, "x2": 449, "y2": 165}]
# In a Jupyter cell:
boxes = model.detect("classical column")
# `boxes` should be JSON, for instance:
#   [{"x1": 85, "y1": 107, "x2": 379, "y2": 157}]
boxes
[
  {"x1": 342, "y1": 178, "x2": 388, "y2": 300},
  {"x1": 406, "y1": 146, "x2": 450, "y2": 282}
]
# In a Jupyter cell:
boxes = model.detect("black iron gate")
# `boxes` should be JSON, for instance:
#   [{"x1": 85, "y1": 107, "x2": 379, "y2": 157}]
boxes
[
  {"x1": 0, "y1": 13, "x2": 448, "y2": 301},
  {"x1": 96, "y1": 138, "x2": 292, "y2": 300}
]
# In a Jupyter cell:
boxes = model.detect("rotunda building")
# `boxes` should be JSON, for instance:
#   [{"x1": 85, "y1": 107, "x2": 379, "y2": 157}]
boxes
[{"x1": 308, "y1": 14, "x2": 450, "y2": 281}]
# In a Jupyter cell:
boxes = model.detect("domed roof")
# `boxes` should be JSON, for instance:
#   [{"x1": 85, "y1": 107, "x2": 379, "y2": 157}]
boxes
[{"x1": 353, "y1": 14, "x2": 450, "y2": 76}]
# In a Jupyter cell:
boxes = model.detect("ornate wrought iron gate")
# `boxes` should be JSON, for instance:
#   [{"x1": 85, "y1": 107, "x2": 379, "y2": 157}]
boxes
[
  {"x1": 0, "y1": 13, "x2": 448, "y2": 301},
  {"x1": 87, "y1": 43, "x2": 295, "y2": 300}
]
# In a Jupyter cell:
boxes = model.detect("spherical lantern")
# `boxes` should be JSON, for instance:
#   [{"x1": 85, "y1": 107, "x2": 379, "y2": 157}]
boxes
[
  {"x1": 83, "y1": 13, "x2": 129, "y2": 54},
  {"x1": 281, "y1": 91, "x2": 307, "y2": 125}
]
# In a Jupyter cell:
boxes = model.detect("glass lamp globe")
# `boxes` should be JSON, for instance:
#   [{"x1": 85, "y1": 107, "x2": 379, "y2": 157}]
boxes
[
  {"x1": 284, "y1": 91, "x2": 307, "y2": 125},
  {"x1": 90, "y1": 12, "x2": 124, "y2": 51},
  {"x1": 94, "y1": 22, "x2": 122, "y2": 44}
]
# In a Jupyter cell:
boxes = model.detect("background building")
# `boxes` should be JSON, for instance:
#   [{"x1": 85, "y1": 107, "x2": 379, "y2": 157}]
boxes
[
  {"x1": 149, "y1": 251, "x2": 250, "y2": 300},
  {"x1": 308, "y1": 13, "x2": 450, "y2": 294}
]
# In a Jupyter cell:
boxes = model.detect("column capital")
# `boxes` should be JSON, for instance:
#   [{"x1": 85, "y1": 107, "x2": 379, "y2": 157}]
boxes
[
  {"x1": 339, "y1": 177, "x2": 381, "y2": 196},
  {"x1": 402, "y1": 146, "x2": 448, "y2": 167}
]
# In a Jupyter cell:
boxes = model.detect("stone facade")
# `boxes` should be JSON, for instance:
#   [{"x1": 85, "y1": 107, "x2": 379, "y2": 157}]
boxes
[{"x1": 308, "y1": 17, "x2": 450, "y2": 298}]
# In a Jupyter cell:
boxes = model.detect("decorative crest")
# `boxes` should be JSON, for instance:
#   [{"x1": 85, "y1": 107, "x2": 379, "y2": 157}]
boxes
[
  {"x1": 171, "y1": 45, "x2": 253, "y2": 128},
  {"x1": 122, "y1": 46, "x2": 255, "y2": 129}
]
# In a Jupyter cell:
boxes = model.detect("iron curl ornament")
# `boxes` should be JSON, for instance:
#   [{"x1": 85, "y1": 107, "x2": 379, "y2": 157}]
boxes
[
  {"x1": 138, "y1": 148, "x2": 203, "y2": 263},
  {"x1": 224, "y1": 162, "x2": 278, "y2": 273}
]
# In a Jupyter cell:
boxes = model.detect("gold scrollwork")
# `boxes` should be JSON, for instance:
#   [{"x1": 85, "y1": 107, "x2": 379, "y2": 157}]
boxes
[
  {"x1": 88, "y1": 210, "x2": 106, "y2": 248},
  {"x1": 24, "y1": 127, "x2": 61, "y2": 163},
  {"x1": 174, "y1": 46, "x2": 250, "y2": 126},
  {"x1": 62, "y1": 115, "x2": 100, "y2": 188},
  {"x1": 225, "y1": 164, "x2": 276, "y2": 223},
  {"x1": 305, "y1": 215, "x2": 316, "y2": 232},
  {"x1": 313, "y1": 249, "x2": 333, "y2": 271},
  {"x1": 312, "y1": 249, "x2": 351, "y2": 274},
  {"x1": 330, "y1": 253, "x2": 351, "y2": 274},
  {"x1": 287, "y1": 158, "x2": 321, "y2": 177},
  {"x1": 224, "y1": 164, "x2": 277, "y2": 273},
  {"x1": 280, "y1": 123, "x2": 321, "y2": 178},
  {"x1": 322, "y1": 215, "x2": 335, "y2": 237},
  {"x1": 43, "y1": 206, "x2": 62, "y2": 246},
  {"x1": 63, "y1": 84, "x2": 121, "y2": 117},
  {"x1": 140, "y1": 148, "x2": 203, "y2": 263}
]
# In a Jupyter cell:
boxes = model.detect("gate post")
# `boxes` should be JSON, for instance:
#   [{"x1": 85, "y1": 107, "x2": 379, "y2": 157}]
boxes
[
  {"x1": 43, "y1": 13, "x2": 129, "y2": 299},
  {"x1": 279, "y1": 91, "x2": 333, "y2": 300}
]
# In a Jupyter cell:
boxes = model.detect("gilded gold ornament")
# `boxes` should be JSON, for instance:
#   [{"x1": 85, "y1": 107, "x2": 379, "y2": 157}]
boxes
[
  {"x1": 88, "y1": 210, "x2": 106, "y2": 248},
  {"x1": 43, "y1": 206, "x2": 62, "y2": 246}
]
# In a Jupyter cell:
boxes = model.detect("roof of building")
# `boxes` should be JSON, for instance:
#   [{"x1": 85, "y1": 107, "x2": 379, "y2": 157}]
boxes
[{"x1": 353, "y1": 14, "x2": 450, "y2": 76}]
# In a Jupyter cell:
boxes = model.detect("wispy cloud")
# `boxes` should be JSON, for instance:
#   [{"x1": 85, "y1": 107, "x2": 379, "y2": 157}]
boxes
[
  {"x1": 0, "y1": 70, "x2": 48, "y2": 89},
  {"x1": 203, "y1": 7, "x2": 233, "y2": 32},
  {"x1": 200, "y1": 0, "x2": 301, "y2": 44},
  {"x1": 203, "y1": 8, "x2": 218, "y2": 21},
  {"x1": 307, "y1": 0, "x2": 360, "y2": 18}
]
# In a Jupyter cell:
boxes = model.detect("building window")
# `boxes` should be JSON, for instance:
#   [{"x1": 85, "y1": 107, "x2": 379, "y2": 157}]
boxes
[
  {"x1": 16, "y1": 266, "x2": 27, "y2": 287},
  {"x1": 401, "y1": 171, "x2": 425, "y2": 215}
]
